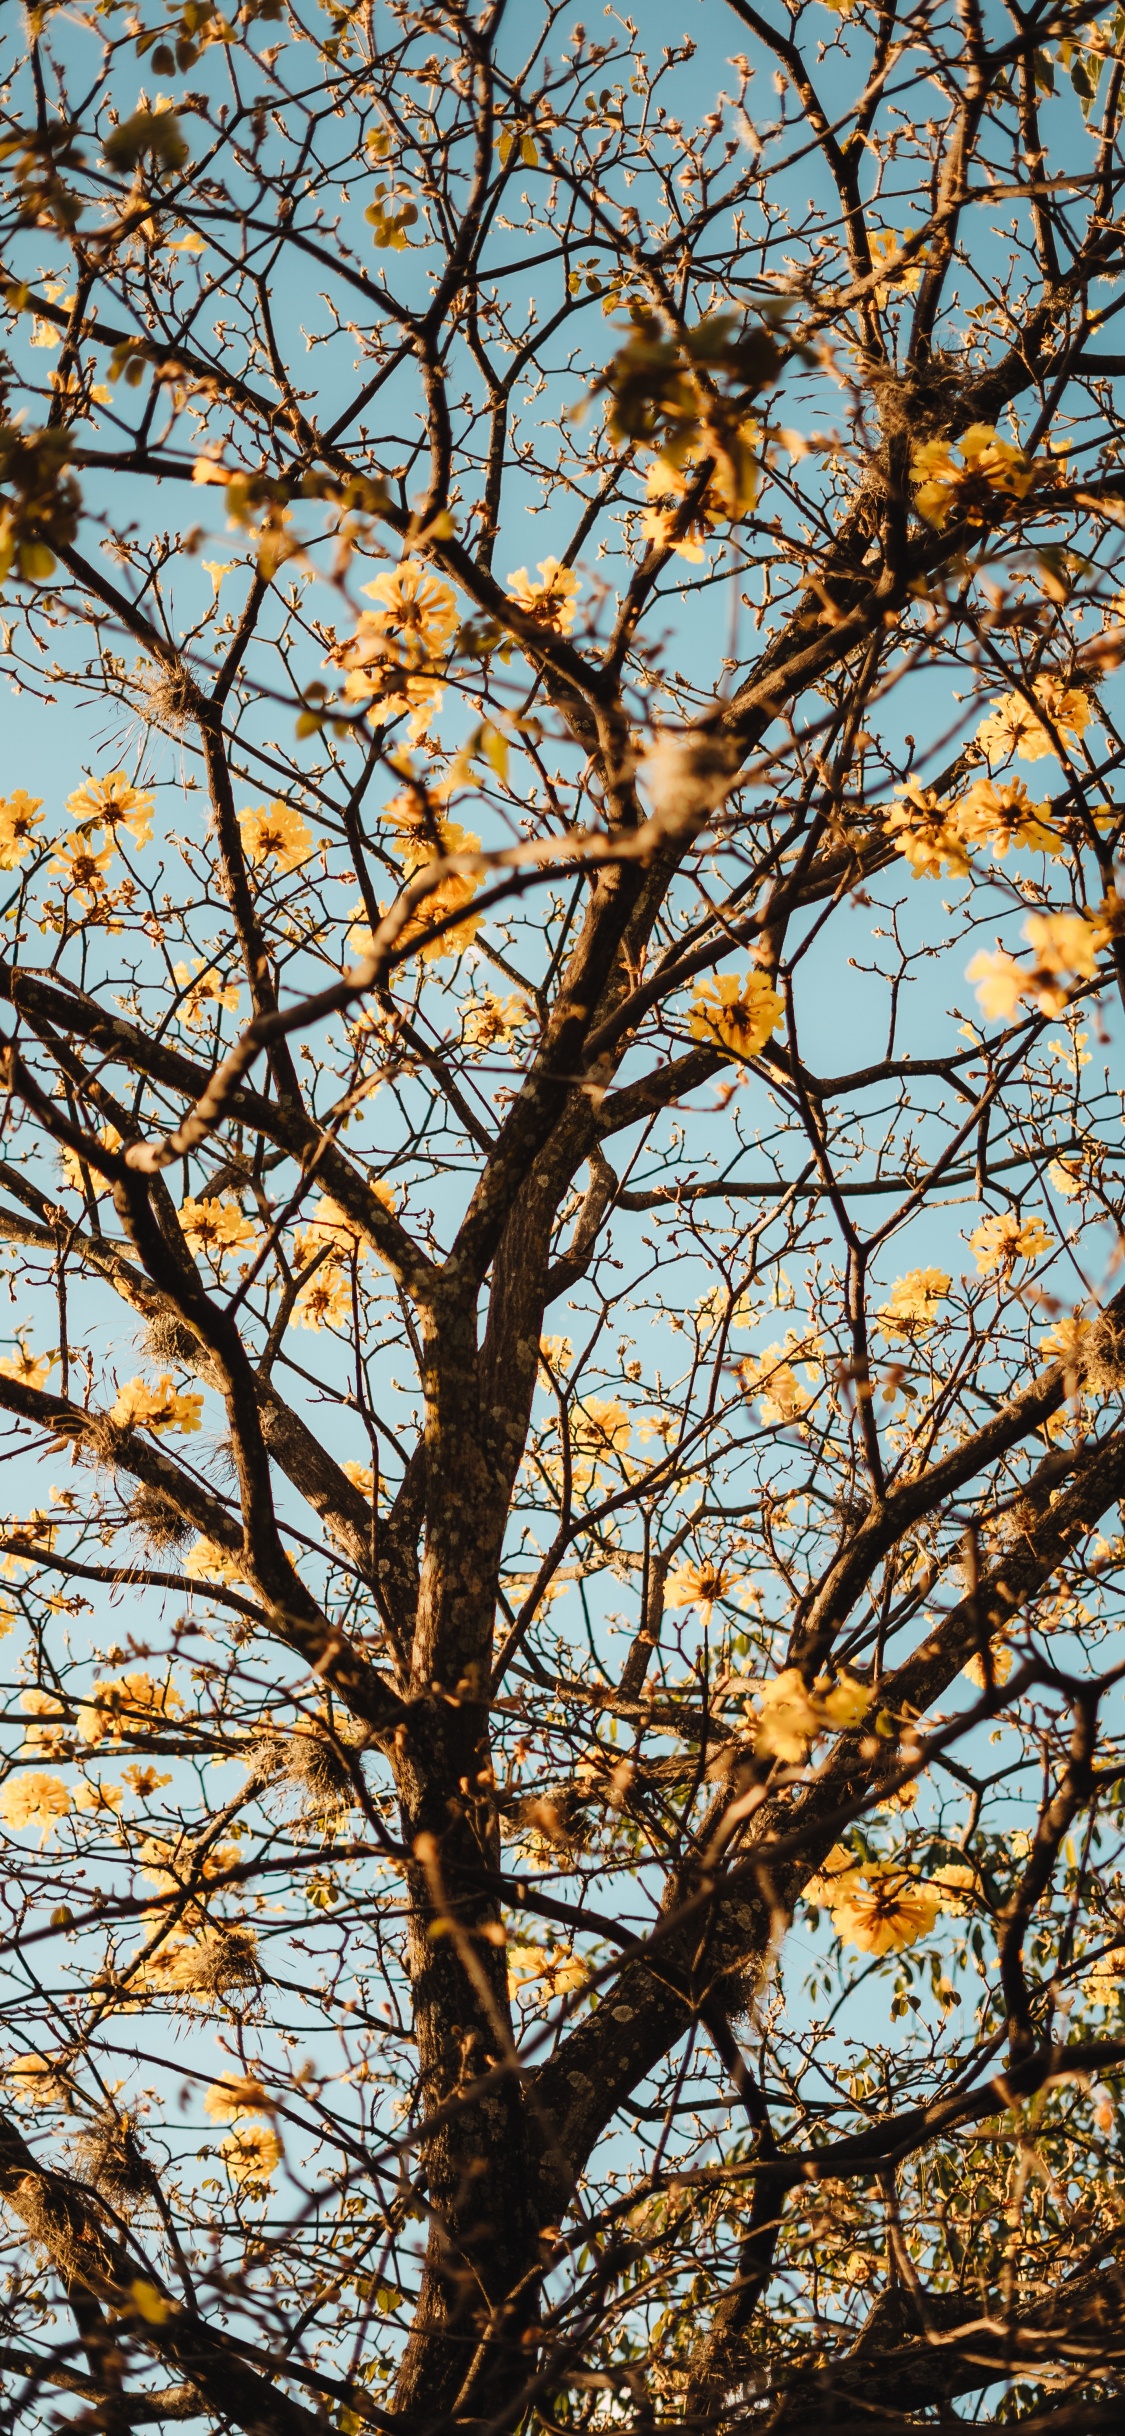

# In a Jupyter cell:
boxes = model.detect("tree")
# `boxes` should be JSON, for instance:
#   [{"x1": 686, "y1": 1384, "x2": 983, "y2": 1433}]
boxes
[{"x1": 4, "y1": 0, "x2": 1125, "y2": 2427}]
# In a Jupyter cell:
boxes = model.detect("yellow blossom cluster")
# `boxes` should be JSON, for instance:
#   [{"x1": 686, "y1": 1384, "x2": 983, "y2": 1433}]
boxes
[
  {"x1": 0, "y1": 788, "x2": 44, "y2": 869},
  {"x1": 204, "y1": 2074, "x2": 272, "y2": 2123},
  {"x1": 507, "y1": 1941, "x2": 586, "y2": 1998},
  {"x1": 327, "y1": 560, "x2": 458, "y2": 741},
  {"x1": 0, "y1": 1771, "x2": 72, "y2": 1842},
  {"x1": 184, "y1": 1536, "x2": 246, "y2": 1586},
  {"x1": 463, "y1": 991, "x2": 532, "y2": 1048},
  {"x1": 569, "y1": 1396, "x2": 631, "y2": 1487},
  {"x1": 221, "y1": 2122, "x2": 282, "y2": 2187},
  {"x1": 885, "y1": 776, "x2": 1062, "y2": 880},
  {"x1": 57, "y1": 1122, "x2": 122, "y2": 1201},
  {"x1": 825, "y1": 1863, "x2": 940, "y2": 1954},
  {"x1": 67, "y1": 771, "x2": 154, "y2": 849},
  {"x1": 911, "y1": 422, "x2": 1040, "y2": 529},
  {"x1": 976, "y1": 676, "x2": 1092, "y2": 764},
  {"x1": 172, "y1": 960, "x2": 241, "y2": 1029},
  {"x1": 968, "y1": 1210, "x2": 1053, "y2": 1274},
  {"x1": 506, "y1": 556, "x2": 582, "y2": 631},
  {"x1": 968, "y1": 909, "x2": 1107, "y2": 1022},
  {"x1": 877, "y1": 1267, "x2": 951, "y2": 1341},
  {"x1": 749, "y1": 1669, "x2": 870, "y2": 1762},
  {"x1": 688, "y1": 970, "x2": 783, "y2": 1061},
  {"x1": 291, "y1": 1191, "x2": 388, "y2": 1332},
  {"x1": 0, "y1": 1342, "x2": 52, "y2": 1389},
  {"x1": 77, "y1": 1672, "x2": 183, "y2": 1746},
  {"x1": 19, "y1": 1687, "x2": 69, "y2": 1756},
  {"x1": 180, "y1": 1196, "x2": 257, "y2": 1262},
  {"x1": 348, "y1": 792, "x2": 483, "y2": 967},
  {"x1": 664, "y1": 1559, "x2": 734, "y2": 1621},
  {"x1": 238, "y1": 799, "x2": 313, "y2": 873},
  {"x1": 638, "y1": 428, "x2": 760, "y2": 561},
  {"x1": 109, "y1": 1374, "x2": 204, "y2": 1435},
  {"x1": 738, "y1": 1331, "x2": 822, "y2": 1426},
  {"x1": 962, "y1": 1637, "x2": 1015, "y2": 1688}
]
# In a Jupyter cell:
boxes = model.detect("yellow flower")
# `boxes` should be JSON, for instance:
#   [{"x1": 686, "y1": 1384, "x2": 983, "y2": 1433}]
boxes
[
  {"x1": 751, "y1": 1668, "x2": 820, "y2": 1761},
  {"x1": 912, "y1": 422, "x2": 1037, "y2": 530},
  {"x1": 6, "y1": 2052, "x2": 66, "y2": 2104},
  {"x1": 966, "y1": 949, "x2": 1028, "y2": 1024},
  {"x1": 122, "y1": 1763, "x2": 173, "y2": 1797},
  {"x1": 815, "y1": 1672, "x2": 871, "y2": 1729},
  {"x1": 344, "y1": 800, "x2": 483, "y2": 963},
  {"x1": 58, "y1": 1122, "x2": 122, "y2": 1200},
  {"x1": 342, "y1": 1459, "x2": 374, "y2": 1495},
  {"x1": 204, "y1": 2075, "x2": 272, "y2": 2123},
  {"x1": 976, "y1": 677, "x2": 1092, "y2": 764},
  {"x1": 954, "y1": 777, "x2": 1061, "y2": 859},
  {"x1": 805, "y1": 1843, "x2": 864, "y2": 1904},
  {"x1": 77, "y1": 1673, "x2": 183, "y2": 1747},
  {"x1": 571, "y1": 1396, "x2": 631, "y2": 1483},
  {"x1": 968, "y1": 910, "x2": 1105, "y2": 1024},
  {"x1": 639, "y1": 430, "x2": 760, "y2": 559},
  {"x1": 932, "y1": 1863, "x2": 977, "y2": 1916},
  {"x1": 49, "y1": 831, "x2": 116, "y2": 901},
  {"x1": 884, "y1": 780, "x2": 970, "y2": 880},
  {"x1": 969, "y1": 1211, "x2": 1053, "y2": 1275},
  {"x1": 360, "y1": 560, "x2": 458, "y2": 651},
  {"x1": 738, "y1": 1333, "x2": 820, "y2": 1425},
  {"x1": 172, "y1": 961, "x2": 241, "y2": 1029},
  {"x1": 664, "y1": 1560, "x2": 732, "y2": 1621},
  {"x1": 66, "y1": 771, "x2": 154, "y2": 848},
  {"x1": 109, "y1": 1375, "x2": 204, "y2": 1435},
  {"x1": 869, "y1": 228, "x2": 925, "y2": 305},
  {"x1": 0, "y1": 788, "x2": 44, "y2": 869},
  {"x1": 507, "y1": 1942, "x2": 586, "y2": 1997},
  {"x1": 1085, "y1": 1940, "x2": 1125, "y2": 2007},
  {"x1": 506, "y1": 557, "x2": 581, "y2": 633},
  {"x1": 1040, "y1": 1310, "x2": 1093, "y2": 1365},
  {"x1": 1023, "y1": 909, "x2": 1103, "y2": 987},
  {"x1": 0, "y1": 1342, "x2": 52, "y2": 1390},
  {"x1": 180, "y1": 1197, "x2": 257, "y2": 1261},
  {"x1": 963, "y1": 1639, "x2": 1014, "y2": 1688},
  {"x1": 828, "y1": 1866, "x2": 939, "y2": 1954},
  {"x1": 238, "y1": 800, "x2": 313, "y2": 873},
  {"x1": 688, "y1": 970, "x2": 783, "y2": 1061},
  {"x1": 221, "y1": 2121, "x2": 281, "y2": 2187},
  {"x1": 184, "y1": 1536, "x2": 245, "y2": 1587},
  {"x1": 877, "y1": 1268, "x2": 950, "y2": 1341},
  {"x1": 73, "y1": 1777, "x2": 124, "y2": 1814},
  {"x1": 0, "y1": 1772, "x2": 72, "y2": 1842},
  {"x1": 19, "y1": 1688, "x2": 69, "y2": 1757},
  {"x1": 337, "y1": 656, "x2": 444, "y2": 741},
  {"x1": 463, "y1": 991, "x2": 532, "y2": 1047},
  {"x1": 1048, "y1": 1146, "x2": 1100, "y2": 1200}
]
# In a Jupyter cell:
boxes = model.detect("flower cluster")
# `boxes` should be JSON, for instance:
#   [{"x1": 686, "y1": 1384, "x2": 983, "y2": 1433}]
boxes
[
  {"x1": 968, "y1": 908, "x2": 1107, "y2": 1023},
  {"x1": 0, "y1": 788, "x2": 43, "y2": 869},
  {"x1": 738, "y1": 1331, "x2": 822, "y2": 1426},
  {"x1": 885, "y1": 775, "x2": 1062, "y2": 879},
  {"x1": 749, "y1": 1669, "x2": 870, "y2": 1763},
  {"x1": 327, "y1": 560, "x2": 457, "y2": 741},
  {"x1": 238, "y1": 800, "x2": 312, "y2": 873},
  {"x1": 688, "y1": 970, "x2": 783, "y2": 1060},
  {"x1": 109, "y1": 1375, "x2": 204, "y2": 1434},
  {"x1": 506, "y1": 556, "x2": 581, "y2": 632},
  {"x1": 976, "y1": 676, "x2": 1092, "y2": 764},
  {"x1": 968, "y1": 1210, "x2": 1053, "y2": 1274},
  {"x1": 180, "y1": 1196, "x2": 257, "y2": 1262},
  {"x1": 911, "y1": 422, "x2": 1041, "y2": 529},
  {"x1": 172, "y1": 960, "x2": 241, "y2": 1029},
  {"x1": 877, "y1": 1267, "x2": 951, "y2": 1341}
]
